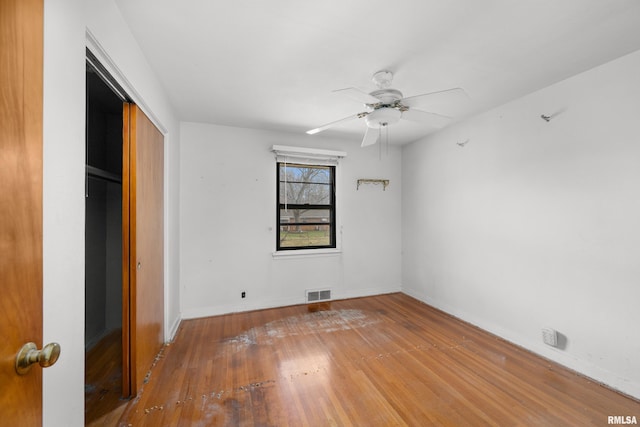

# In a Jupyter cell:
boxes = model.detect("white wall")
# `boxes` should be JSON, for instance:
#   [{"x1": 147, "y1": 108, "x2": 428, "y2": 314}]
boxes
[
  {"x1": 42, "y1": 1, "x2": 86, "y2": 425},
  {"x1": 402, "y1": 49, "x2": 640, "y2": 399},
  {"x1": 180, "y1": 123, "x2": 402, "y2": 318},
  {"x1": 43, "y1": 1, "x2": 181, "y2": 425}
]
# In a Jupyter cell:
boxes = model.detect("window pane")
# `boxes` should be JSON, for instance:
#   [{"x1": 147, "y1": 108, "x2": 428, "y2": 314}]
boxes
[
  {"x1": 279, "y1": 209, "x2": 330, "y2": 224},
  {"x1": 279, "y1": 225, "x2": 332, "y2": 248},
  {"x1": 277, "y1": 161, "x2": 335, "y2": 250},
  {"x1": 279, "y1": 164, "x2": 331, "y2": 184},
  {"x1": 279, "y1": 182, "x2": 331, "y2": 204}
]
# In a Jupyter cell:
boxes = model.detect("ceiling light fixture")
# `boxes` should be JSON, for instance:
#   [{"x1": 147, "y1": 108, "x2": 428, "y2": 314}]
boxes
[{"x1": 365, "y1": 107, "x2": 401, "y2": 129}]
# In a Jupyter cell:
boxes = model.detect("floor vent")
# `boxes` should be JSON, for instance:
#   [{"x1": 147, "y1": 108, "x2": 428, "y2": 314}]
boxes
[{"x1": 306, "y1": 289, "x2": 331, "y2": 303}]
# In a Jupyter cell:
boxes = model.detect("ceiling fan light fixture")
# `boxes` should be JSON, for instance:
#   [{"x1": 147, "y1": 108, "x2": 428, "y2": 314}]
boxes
[{"x1": 365, "y1": 107, "x2": 401, "y2": 129}]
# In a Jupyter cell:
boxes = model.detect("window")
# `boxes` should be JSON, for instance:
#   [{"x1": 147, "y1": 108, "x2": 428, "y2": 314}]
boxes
[{"x1": 277, "y1": 162, "x2": 336, "y2": 250}]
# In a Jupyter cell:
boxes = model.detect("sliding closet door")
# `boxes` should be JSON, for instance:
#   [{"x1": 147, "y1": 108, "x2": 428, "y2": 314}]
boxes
[{"x1": 123, "y1": 103, "x2": 164, "y2": 395}]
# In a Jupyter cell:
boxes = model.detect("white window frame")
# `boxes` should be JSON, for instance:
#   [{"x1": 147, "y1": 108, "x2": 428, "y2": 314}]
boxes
[{"x1": 272, "y1": 145, "x2": 346, "y2": 258}]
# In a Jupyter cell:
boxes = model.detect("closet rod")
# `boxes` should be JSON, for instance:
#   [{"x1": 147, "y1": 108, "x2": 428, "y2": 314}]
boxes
[{"x1": 87, "y1": 165, "x2": 122, "y2": 184}]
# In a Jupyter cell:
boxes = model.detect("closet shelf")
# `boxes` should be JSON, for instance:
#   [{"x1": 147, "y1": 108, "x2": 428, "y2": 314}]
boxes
[{"x1": 87, "y1": 165, "x2": 121, "y2": 183}]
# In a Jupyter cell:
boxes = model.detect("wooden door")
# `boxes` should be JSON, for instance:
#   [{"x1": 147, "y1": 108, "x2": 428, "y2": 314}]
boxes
[
  {"x1": 123, "y1": 104, "x2": 164, "y2": 396},
  {"x1": 0, "y1": 0, "x2": 44, "y2": 424}
]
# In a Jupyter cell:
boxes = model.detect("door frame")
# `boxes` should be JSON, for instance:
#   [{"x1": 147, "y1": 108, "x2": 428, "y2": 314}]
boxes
[{"x1": 86, "y1": 51, "x2": 134, "y2": 398}]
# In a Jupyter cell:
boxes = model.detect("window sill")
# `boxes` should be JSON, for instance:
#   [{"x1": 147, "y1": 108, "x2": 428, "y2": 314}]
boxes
[{"x1": 272, "y1": 248, "x2": 342, "y2": 259}]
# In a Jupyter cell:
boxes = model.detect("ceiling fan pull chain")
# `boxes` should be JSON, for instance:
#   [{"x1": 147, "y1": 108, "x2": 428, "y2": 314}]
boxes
[
  {"x1": 386, "y1": 125, "x2": 389, "y2": 157},
  {"x1": 379, "y1": 127, "x2": 382, "y2": 160}
]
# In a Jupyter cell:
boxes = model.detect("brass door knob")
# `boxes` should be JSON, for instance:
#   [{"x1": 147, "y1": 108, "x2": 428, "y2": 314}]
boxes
[{"x1": 15, "y1": 342, "x2": 61, "y2": 375}]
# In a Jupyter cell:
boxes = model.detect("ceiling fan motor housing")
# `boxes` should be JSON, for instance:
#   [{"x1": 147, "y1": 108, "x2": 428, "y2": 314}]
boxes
[
  {"x1": 365, "y1": 88, "x2": 404, "y2": 128},
  {"x1": 369, "y1": 88, "x2": 403, "y2": 105}
]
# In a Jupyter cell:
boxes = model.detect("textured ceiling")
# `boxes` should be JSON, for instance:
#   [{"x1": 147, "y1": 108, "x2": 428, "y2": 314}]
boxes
[{"x1": 115, "y1": 0, "x2": 640, "y2": 145}]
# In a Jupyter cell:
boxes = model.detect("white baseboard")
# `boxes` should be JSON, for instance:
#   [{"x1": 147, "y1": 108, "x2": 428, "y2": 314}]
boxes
[
  {"x1": 332, "y1": 285, "x2": 401, "y2": 302},
  {"x1": 181, "y1": 285, "x2": 402, "y2": 320},
  {"x1": 166, "y1": 314, "x2": 181, "y2": 342},
  {"x1": 182, "y1": 295, "x2": 303, "y2": 319}
]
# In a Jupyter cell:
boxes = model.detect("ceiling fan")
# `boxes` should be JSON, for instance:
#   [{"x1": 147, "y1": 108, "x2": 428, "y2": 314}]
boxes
[{"x1": 306, "y1": 70, "x2": 469, "y2": 147}]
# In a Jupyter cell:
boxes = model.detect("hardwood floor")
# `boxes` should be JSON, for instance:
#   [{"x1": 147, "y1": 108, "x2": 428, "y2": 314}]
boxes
[
  {"x1": 85, "y1": 329, "x2": 129, "y2": 426},
  {"x1": 117, "y1": 293, "x2": 639, "y2": 426}
]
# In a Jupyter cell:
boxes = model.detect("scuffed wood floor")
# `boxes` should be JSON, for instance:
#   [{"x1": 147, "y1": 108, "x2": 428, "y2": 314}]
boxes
[
  {"x1": 117, "y1": 293, "x2": 639, "y2": 426},
  {"x1": 85, "y1": 329, "x2": 129, "y2": 426}
]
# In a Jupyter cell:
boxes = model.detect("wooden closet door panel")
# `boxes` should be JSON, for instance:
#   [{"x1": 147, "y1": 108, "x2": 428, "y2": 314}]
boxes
[
  {"x1": 128, "y1": 104, "x2": 164, "y2": 394},
  {"x1": 0, "y1": 0, "x2": 44, "y2": 423}
]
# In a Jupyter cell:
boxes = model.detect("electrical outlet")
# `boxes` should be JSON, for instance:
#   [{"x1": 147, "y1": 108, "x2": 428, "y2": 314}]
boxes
[
  {"x1": 241, "y1": 291, "x2": 246, "y2": 298},
  {"x1": 542, "y1": 327, "x2": 558, "y2": 347}
]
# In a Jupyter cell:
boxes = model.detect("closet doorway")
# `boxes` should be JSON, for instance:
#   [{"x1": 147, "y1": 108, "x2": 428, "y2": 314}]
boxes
[
  {"x1": 85, "y1": 58, "x2": 127, "y2": 420},
  {"x1": 84, "y1": 52, "x2": 165, "y2": 423}
]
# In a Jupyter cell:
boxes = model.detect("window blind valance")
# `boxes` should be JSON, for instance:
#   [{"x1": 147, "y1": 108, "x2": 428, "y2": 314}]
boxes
[{"x1": 272, "y1": 145, "x2": 347, "y2": 166}]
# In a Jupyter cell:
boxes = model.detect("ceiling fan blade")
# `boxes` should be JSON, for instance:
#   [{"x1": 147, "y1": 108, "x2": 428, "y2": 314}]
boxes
[
  {"x1": 360, "y1": 126, "x2": 380, "y2": 147},
  {"x1": 306, "y1": 112, "x2": 367, "y2": 135},
  {"x1": 402, "y1": 88, "x2": 470, "y2": 110},
  {"x1": 333, "y1": 87, "x2": 380, "y2": 105},
  {"x1": 402, "y1": 109, "x2": 451, "y2": 128}
]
